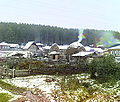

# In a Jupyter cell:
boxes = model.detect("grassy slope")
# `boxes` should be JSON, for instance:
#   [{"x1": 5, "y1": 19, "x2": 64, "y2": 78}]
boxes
[{"x1": 0, "y1": 80, "x2": 26, "y2": 94}]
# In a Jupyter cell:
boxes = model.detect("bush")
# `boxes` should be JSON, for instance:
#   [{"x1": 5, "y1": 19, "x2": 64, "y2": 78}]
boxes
[
  {"x1": 88, "y1": 55, "x2": 120, "y2": 83},
  {"x1": 0, "y1": 93, "x2": 13, "y2": 102}
]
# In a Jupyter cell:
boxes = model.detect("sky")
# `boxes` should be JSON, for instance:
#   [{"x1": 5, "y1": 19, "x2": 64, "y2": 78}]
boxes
[{"x1": 0, "y1": 0, "x2": 120, "y2": 31}]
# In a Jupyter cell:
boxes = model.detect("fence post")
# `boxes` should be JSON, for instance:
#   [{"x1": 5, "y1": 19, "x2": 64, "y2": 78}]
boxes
[{"x1": 12, "y1": 68, "x2": 15, "y2": 78}]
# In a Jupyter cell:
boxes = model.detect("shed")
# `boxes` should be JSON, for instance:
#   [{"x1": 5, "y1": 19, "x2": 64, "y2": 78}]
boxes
[
  {"x1": 49, "y1": 43, "x2": 61, "y2": 61},
  {"x1": 49, "y1": 51, "x2": 60, "y2": 61}
]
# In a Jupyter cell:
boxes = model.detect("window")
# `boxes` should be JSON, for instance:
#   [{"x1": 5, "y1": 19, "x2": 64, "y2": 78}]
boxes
[
  {"x1": 116, "y1": 50, "x2": 119, "y2": 55},
  {"x1": 111, "y1": 51, "x2": 114, "y2": 55}
]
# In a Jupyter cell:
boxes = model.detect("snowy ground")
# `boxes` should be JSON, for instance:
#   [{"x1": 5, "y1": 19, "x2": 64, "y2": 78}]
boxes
[{"x1": 3, "y1": 75, "x2": 62, "y2": 101}]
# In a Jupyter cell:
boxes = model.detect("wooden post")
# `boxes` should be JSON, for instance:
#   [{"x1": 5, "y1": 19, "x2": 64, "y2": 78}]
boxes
[{"x1": 12, "y1": 68, "x2": 15, "y2": 78}]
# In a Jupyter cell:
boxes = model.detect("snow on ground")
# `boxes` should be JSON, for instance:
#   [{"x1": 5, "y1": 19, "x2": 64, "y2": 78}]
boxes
[
  {"x1": 4, "y1": 75, "x2": 57, "y2": 94},
  {"x1": 3, "y1": 75, "x2": 61, "y2": 101},
  {"x1": 2, "y1": 74, "x2": 120, "y2": 101}
]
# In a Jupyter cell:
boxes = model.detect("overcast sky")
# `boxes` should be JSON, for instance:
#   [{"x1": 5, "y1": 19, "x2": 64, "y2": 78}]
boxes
[{"x1": 0, "y1": 0, "x2": 120, "y2": 31}]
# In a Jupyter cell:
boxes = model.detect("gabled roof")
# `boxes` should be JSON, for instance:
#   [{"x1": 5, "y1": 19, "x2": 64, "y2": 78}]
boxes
[
  {"x1": 23, "y1": 41, "x2": 36, "y2": 50},
  {"x1": 43, "y1": 46, "x2": 51, "y2": 50},
  {"x1": 36, "y1": 43, "x2": 44, "y2": 46},
  {"x1": 0, "y1": 42, "x2": 10, "y2": 46},
  {"x1": 72, "y1": 51, "x2": 94, "y2": 57},
  {"x1": 0, "y1": 42, "x2": 19, "y2": 48},
  {"x1": 59, "y1": 45, "x2": 69, "y2": 50},
  {"x1": 69, "y1": 41, "x2": 84, "y2": 48}
]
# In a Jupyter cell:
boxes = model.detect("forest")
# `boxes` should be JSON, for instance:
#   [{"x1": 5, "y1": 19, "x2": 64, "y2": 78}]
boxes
[{"x1": 0, "y1": 22, "x2": 120, "y2": 46}]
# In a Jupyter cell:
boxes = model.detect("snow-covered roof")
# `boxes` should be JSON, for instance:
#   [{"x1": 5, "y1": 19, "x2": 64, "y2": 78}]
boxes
[
  {"x1": 52, "y1": 43, "x2": 58, "y2": 46},
  {"x1": 69, "y1": 41, "x2": 84, "y2": 48},
  {"x1": 59, "y1": 45, "x2": 69, "y2": 50},
  {"x1": 0, "y1": 42, "x2": 10, "y2": 46},
  {"x1": 84, "y1": 46, "x2": 91, "y2": 51},
  {"x1": 0, "y1": 51, "x2": 30, "y2": 58},
  {"x1": 23, "y1": 41, "x2": 35, "y2": 50},
  {"x1": 97, "y1": 45, "x2": 104, "y2": 47},
  {"x1": 9, "y1": 44, "x2": 19, "y2": 48},
  {"x1": 49, "y1": 51, "x2": 60, "y2": 55},
  {"x1": 38, "y1": 47, "x2": 43, "y2": 51},
  {"x1": 72, "y1": 51, "x2": 94, "y2": 57},
  {"x1": 36, "y1": 43, "x2": 44, "y2": 46},
  {"x1": 0, "y1": 42, "x2": 19, "y2": 48},
  {"x1": 42, "y1": 46, "x2": 51, "y2": 50},
  {"x1": 108, "y1": 45, "x2": 120, "y2": 50},
  {"x1": 91, "y1": 48, "x2": 104, "y2": 53}
]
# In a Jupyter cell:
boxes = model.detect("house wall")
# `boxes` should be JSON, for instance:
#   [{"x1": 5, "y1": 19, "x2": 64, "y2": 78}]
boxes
[
  {"x1": 0, "y1": 45, "x2": 10, "y2": 50},
  {"x1": 50, "y1": 54, "x2": 59, "y2": 61},
  {"x1": 28, "y1": 45, "x2": 38, "y2": 52},
  {"x1": 108, "y1": 49, "x2": 120, "y2": 56}
]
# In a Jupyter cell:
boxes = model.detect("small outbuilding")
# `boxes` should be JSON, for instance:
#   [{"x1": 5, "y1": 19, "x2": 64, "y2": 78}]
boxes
[
  {"x1": 49, "y1": 43, "x2": 61, "y2": 61},
  {"x1": 72, "y1": 51, "x2": 94, "y2": 64},
  {"x1": 49, "y1": 51, "x2": 60, "y2": 61}
]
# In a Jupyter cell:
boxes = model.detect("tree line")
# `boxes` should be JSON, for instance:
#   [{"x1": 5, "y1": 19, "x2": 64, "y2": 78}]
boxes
[
  {"x1": 0, "y1": 22, "x2": 119, "y2": 46},
  {"x1": 0, "y1": 22, "x2": 78, "y2": 45}
]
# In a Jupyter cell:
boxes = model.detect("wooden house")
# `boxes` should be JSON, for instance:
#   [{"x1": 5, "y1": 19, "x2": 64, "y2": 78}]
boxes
[
  {"x1": 23, "y1": 41, "x2": 39, "y2": 52},
  {"x1": 66, "y1": 41, "x2": 86, "y2": 62},
  {"x1": 49, "y1": 43, "x2": 61, "y2": 61},
  {"x1": 72, "y1": 51, "x2": 94, "y2": 64},
  {"x1": 23, "y1": 41, "x2": 43, "y2": 57}
]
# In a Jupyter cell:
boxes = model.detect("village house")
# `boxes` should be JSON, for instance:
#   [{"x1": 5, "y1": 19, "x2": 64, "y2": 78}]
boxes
[
  {"x1": 72, "y1": 51, "x2": 94, "y2": 64},
  {"x1": 0, "y1": 42, "x2": 10, "y2": 50},
  {"x1": 106, "y1": 45, "x2": 120, "y2": 62},
  {"x1": 0, "y1": 42, "x2": 19, "y2": 51},
  {"x1": 23, "y1": 41, "x2": 43, "y2": 57},
  {"x1": 66, "y1": 41, "x2": 86, "y2": 62},
  {"x1": 49, "y1": 43, "x2": 61, "y2": 61},
  {"x1": 69, "y1": 42, "x2": 105, "y2": 64},
  {"x1": 42, "y1": 46, "x2": 51, "y2": 54},
  {"x1": 36, "y1": 43, "x2": 44, "y2": 48},
  {"x1": 9, "y1": 43, "x2": 19, "y2": 50},
  {"x1": 59, "y1": 45, "x2": 69, "y2": 54},
  {"x1": 107, "y1": 45, "x2": 120, "y2": 56},
  {"x1": 23, "y1": 41, "x2": 39, "y2": 51}
]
